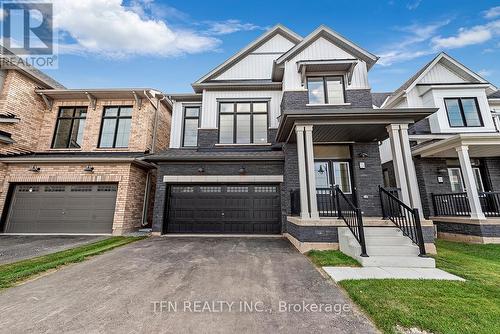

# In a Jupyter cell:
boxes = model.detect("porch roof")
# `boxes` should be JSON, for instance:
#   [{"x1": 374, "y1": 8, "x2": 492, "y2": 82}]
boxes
[
  {"x1": 276, "y1": 107, "x2": 435, "y2": 143},
  {"x1": 412, "y1": 133, "x2": 500, "y2": 158}
]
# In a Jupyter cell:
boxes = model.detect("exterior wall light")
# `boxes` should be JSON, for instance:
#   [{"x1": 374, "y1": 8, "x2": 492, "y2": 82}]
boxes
[
  {"x1": 239, "y1": 167, "x2": 246, "y2": 175},
  {"x1": 84, "y1": 165, "x2": 94, "y2": 173},
  {"x1": 29, "y1": 165, "x2": 40, "y2": 173},
  {"x1": 198, "y1": 167, "x2": 205, "y2": 174}
]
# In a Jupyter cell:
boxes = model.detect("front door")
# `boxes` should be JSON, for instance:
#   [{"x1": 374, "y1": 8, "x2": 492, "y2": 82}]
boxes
[{"x1": 314, "y1": 160, "x2": 353, "y2": 216}]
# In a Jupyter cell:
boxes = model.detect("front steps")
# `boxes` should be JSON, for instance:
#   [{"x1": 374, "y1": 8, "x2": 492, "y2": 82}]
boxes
[{"x1": 339, "y1": 227, "x2": 436, "y2": 268}]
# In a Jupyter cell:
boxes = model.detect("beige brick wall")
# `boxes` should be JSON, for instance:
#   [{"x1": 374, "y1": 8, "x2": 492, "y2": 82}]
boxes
[
  {"x1": 0, "y1": 70, "x2": 46, "y2": 155},
  {"x1": 0, "y1": 162, "x2": 151, "y2": 234}
]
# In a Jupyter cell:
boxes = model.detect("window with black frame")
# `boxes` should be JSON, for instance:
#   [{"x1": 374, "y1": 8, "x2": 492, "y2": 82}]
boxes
[
  {"x1": 52, "y1": 106, "x2": 87, "y2": 148},
  {"x1": 182, "y1": 106, "x2": 200, "y2": 147},
  {"x1": 98, "y1": 106, "x2": 132, "y2": 148},
  {"x1": 218, "y1": 101, "x2": 268, "y2": 144},
  {"x1": 307, "y1": 76, "x2": 345, "y2": 104},
  {"x1": 444, "y1": 97, "x2": 483, "y2": 127}
]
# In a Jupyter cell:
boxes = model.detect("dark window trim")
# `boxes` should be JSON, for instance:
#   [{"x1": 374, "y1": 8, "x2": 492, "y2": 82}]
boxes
[
  {"x1": 51, "y1": 106, "x2": 88, "y2": 149},
  {"x1": 181, "y1": 105, "x2": 201, "y2": 147},
  {"x1": 444, "y1": 97, "x2": 483, "y2": 128},
  {"x1": 97, "y1": 106, "x2": 133, "y2": 148},
  {"x1": 217, "y1": 100, "x2": 270, "y2": 144},
  {"x1": 306, "y1": 75, "x2": 346, "y2": 104}
]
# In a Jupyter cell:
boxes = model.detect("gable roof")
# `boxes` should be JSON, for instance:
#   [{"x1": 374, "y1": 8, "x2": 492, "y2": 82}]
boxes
[
  {"x1": 192, "y1": 24, "x2": 302, "y2": 87},
  {"x1": 1, "y1": 45, "x2": 65, "y2": 89},
  {"x1": 274, "y1": 25, "x2": 378, "y2": 69},
  {"x1": 382, "y1": 52, "x2": 494, "y2": 108}
]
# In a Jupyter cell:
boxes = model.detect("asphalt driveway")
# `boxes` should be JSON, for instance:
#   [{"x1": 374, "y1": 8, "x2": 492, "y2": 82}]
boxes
[
  {"x1": 0, "y1": 235, "x2": 106, "y2": 264},
  {"x1": 0, "y1": 237, "x2": 377, "y2": 333}
]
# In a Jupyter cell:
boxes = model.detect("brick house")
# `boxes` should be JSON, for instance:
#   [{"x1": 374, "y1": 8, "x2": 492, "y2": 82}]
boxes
[{"x1": 0, "y1": 62, "x2": 171, "y2": 235}]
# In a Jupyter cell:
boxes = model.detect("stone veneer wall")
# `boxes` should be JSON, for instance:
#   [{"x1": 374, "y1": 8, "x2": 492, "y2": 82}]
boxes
[{"x1": 0, "y1": 162, "x2": 150, "y2": 234}]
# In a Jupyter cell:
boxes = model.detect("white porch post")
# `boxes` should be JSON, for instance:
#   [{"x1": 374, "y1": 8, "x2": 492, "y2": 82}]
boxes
[
  {"x1": 456, "y1": 146, "x2": 485, "y2": 220},
  {"x1": 304, "y1": 125, "x2": 319, "y2": 219},
  {"x1": 399, "y1": 124, "x2": 424, "y2": 219},
  {"x1": 295, "y1": 126, "x2": 310, "y2": 219},
  {"x1": 387, "y1": 124, "x2": 410, "y2": 205}
]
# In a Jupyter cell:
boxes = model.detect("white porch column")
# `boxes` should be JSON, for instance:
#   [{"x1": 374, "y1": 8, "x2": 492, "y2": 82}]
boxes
[
  {"x1": 456, "y1": 146, "x2": 485, "y2": 220},
  {"x1": 399, "y1": 124, "x2": 424, "y2": 219},
  {"x1": 387, "y1": 124, "x2": 410, "y2": 205},
  {"x1": 295, "y1": 126, "x2": 310, "y2": 219},
  {"x1": 304, "y1": 125, "x2": 319, "y2": 219}
]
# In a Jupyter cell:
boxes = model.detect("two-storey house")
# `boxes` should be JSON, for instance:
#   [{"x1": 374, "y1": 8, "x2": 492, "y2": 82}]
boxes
[
  {"x1": 0, "y1": 58, "x2": 172, "y2": 235},
  {"x1": 380, "y1": 53, "x2": 500, "y2": 244},
  {"x1": 148, "y1": 25, "x2": 437, "y2": 267}
]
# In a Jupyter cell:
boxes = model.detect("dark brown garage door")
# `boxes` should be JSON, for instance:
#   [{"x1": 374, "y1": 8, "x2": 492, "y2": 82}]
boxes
[
  {"x1": 165, "y1": 184, "x2": 281, "y2": 234},
  {"x1": 4, "y1": 184, "x2": 118, "y2": 234}
]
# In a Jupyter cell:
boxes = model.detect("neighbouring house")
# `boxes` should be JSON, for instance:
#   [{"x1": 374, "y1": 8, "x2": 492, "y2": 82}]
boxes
[
  {"x1": 380, "y1": 53, "x2": 500, "y2": 244},
  {"x1": 0, "y1": 59, "x2": 172, "y2": 235},
  {"x1": 146, "y1": 25, "x2": 438, "y2": 267}
]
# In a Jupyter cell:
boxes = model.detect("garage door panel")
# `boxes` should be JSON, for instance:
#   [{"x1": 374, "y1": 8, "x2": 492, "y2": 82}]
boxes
[
  {"x1": 166, "y1": 184, "x2": 281, "y2": 234},
  {"x1": 5, "y1": 183, "x2": 117, "y2": 234}
]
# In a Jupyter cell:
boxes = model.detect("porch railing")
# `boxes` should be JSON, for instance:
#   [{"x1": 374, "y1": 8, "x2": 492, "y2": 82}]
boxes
[
  {"x1": 335, "y1": 186, "x2": 368, "y2": 257},
  {"x1": 316, "y1": 187, "x2": 337, "y2": 217},
  {"x1": 379, "y1": 186, "x2": 426, "y2": 256},
  {"x1": 432, "y1": 192, "x2": 500, "y2": 217}
]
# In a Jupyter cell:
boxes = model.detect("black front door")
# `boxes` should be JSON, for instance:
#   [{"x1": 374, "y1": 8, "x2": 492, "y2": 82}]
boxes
[
  {"x1": 314, "y1": 160, "x2": 354, "y2": 216},
  {"x1": 165, "y1": 184, "x2": 281, "y2": 234}
]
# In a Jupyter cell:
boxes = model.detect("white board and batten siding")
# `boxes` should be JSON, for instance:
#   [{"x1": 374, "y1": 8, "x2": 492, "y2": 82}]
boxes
[
  {"x1": 214, "y1": 34, "x2": 295, "y2": 81},
  {"x1": 419, "y1": 63, "x2": 467, "y2": 84},
  {"x1": 282, "y1": 37, "x2": 370, "y2": 91}
]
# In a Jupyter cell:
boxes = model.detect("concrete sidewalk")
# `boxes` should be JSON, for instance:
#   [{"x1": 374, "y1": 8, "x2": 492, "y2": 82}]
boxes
[{"x1": 324, "y1": 266, "x2": 465, "y2": 281}]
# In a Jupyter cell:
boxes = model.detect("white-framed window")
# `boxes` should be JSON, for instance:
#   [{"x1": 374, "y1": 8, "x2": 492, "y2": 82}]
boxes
[{"x1": 447, "y1": 167, "x2": 485, "y2": 192}]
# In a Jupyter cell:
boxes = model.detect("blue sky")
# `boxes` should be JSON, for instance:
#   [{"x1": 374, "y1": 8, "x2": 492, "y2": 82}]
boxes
[{"x1": 35, "y1": 0, "x2": 500, "y2": 93}]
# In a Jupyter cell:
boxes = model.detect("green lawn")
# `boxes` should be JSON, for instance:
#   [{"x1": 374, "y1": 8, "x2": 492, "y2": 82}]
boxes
[
  {"x1": 337, "y1": 240, "x2": 500, "y2": 334},
  {"x1": 307, "y1": 249, "x2": 361, "y2": 267},
  {"x1": 0, "y1": 236, "x2": 145, "y2": 290}
]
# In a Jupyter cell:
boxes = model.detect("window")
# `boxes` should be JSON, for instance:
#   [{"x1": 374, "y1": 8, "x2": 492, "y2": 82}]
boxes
[
  {"x1": 52, "y1": 107, "x2": 87, "y2": 148},
  {"x1": 98, "y1": 106, "x2": 132, "y2": 148},
  {"x1": 307, "y1": 76, "x2": 345, "y2": 104},
  {"x1": 314, "y1": 160, "x2": 352, "y2": 193},
  {"x1": 444, "y1": 98, "x2": 483, "y2": 127},
  {"x1": 218, "y1": 101, "x2": 268, "y2": 144},
  {"x1": 447, "y1": 167, "x2": 485, "y2": 192},
  {"x1": 182, "y1": 106, "x2": 200, "y2": 147}
]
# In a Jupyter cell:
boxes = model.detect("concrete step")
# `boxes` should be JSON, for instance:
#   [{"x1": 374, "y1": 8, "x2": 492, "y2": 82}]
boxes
[
  {"x1": 365, "y1": 236, "x2": 412, "y2": 246},
  {"x1": 363, "y1": 227, "x2": 403, "y2": 236},
  {"x1": 365, "y1": 244, "x2": 420, "y2": 256},
  {"x1": 359, "y1": 256, "x2": 436, "y2": 268}
]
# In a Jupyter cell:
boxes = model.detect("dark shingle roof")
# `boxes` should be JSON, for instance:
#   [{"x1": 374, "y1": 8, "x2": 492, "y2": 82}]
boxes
[
  {"x1": 145, "y1": 148, "x2": 284, "y2": 161},
  {"x1": 371, "y1": 92, "x2": 392, "y2": 107},
  {"x1": 489, "y1": 90, "x2": 500, "y2": 99},
  {"x1": 0, "y1": 151, "x2": 147, "y2": 159}
]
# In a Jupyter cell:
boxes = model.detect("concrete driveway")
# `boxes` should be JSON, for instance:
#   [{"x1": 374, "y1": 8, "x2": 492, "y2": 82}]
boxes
[
  {"x1": 0, "y1": 237, "x2": 377, "y2": 334},
  {"x1": 0, "y1": 235, "x2": 106, "y2": 264}
]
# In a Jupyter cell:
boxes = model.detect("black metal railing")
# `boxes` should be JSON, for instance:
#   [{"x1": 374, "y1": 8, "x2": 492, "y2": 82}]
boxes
[
  {"x1": 335, "y1": 186, "x2": 368, "y2": 257},
  {"x1": 316, "y1": 187, "x2": 337, "y2": 217},
  {"x1": 379, "y1": 186, "x2": 426, "y2": 256},
  {"x1": 432, "y1": 192, "x2": 500, "y2": 217}
]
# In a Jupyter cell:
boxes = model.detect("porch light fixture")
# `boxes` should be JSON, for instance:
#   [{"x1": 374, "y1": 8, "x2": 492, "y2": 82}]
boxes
[
  {"x1": 317, "y1": 164, "x2": 325, "y2": 174},
  {"x1": 29, "y1": 165, "x2": 40, "y2": 173},
  {"x1": 197, "y1": 167, "x2": 205, "y2": 174},
  {"x1": 238, "y1": 167, "x2": 246, "y2": 175},
  {"x1": 437, "y1": 168, "x2": 447, "y2": 174},
  {"x1": 84, "y1": 165, "x2": 94, "y2": 173},
  {"x1": 358, "y1": 152, "x2": 368, "y2": 158}
]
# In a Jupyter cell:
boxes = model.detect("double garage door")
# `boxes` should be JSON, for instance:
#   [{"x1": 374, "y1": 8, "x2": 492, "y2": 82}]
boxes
[
  {"x1": 166, "y1": 184, "x2": 281, "y2": 234},
  {"x1": 4, "y1": 184, "x2": 118, "y2": 234}
]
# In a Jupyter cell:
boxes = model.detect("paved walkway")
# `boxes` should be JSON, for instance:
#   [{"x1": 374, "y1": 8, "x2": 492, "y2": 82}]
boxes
[
  {"x1": 0, "y1": 237, "x2": 378, "y2": 334},
  {"x1": 324, "y1": 266, "x2": 465, "y2": 281}
]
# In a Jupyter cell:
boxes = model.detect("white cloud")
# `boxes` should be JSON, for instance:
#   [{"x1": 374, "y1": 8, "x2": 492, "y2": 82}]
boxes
[
  {"x1": 484, "y1": 6, "x2": 500, "y2": 19},
  {"x1": 377, "y1": 20, "x2": 449, "y2": 65},
  {"x1": 432, "y1": 20, "x2": 500, "y2": 49},
  {"x1": 406, "y1": 0, "x2": 422, "y2": 10},
  {"x1": 52, "y1": 0, "x2": 220, "y2": 58},
  {"x1": 205, "y1": 20, "x2": 266, "y2": 35},
  {"x1": 478, "y1": 69, "x2": 493, "y2": 77}
]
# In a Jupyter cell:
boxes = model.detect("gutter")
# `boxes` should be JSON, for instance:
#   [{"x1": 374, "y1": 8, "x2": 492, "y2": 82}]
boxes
[{"x1": 0, "y1": 156, "x2": 156, "y2": 168}]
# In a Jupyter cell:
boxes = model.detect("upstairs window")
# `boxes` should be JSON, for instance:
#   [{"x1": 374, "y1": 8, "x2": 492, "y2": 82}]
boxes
[
  {"x1": 444, "y1": 98, "x2": 483, "y2": 127},
  {"x1": 98, "y1": 106, "x2": 132, "y2": 148},
  {"x1": 307, "y1": 76, "x2": 345, "y2": 104},
  {"x1": 219, "y1": 101, "x2": 268, "y2": 144},
  {"x1": 182, "y1": 106, "x2": 200, "y2": 147},
  {"x1": 52, "y1": 107, "x2": 87, "y2": 148}
]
